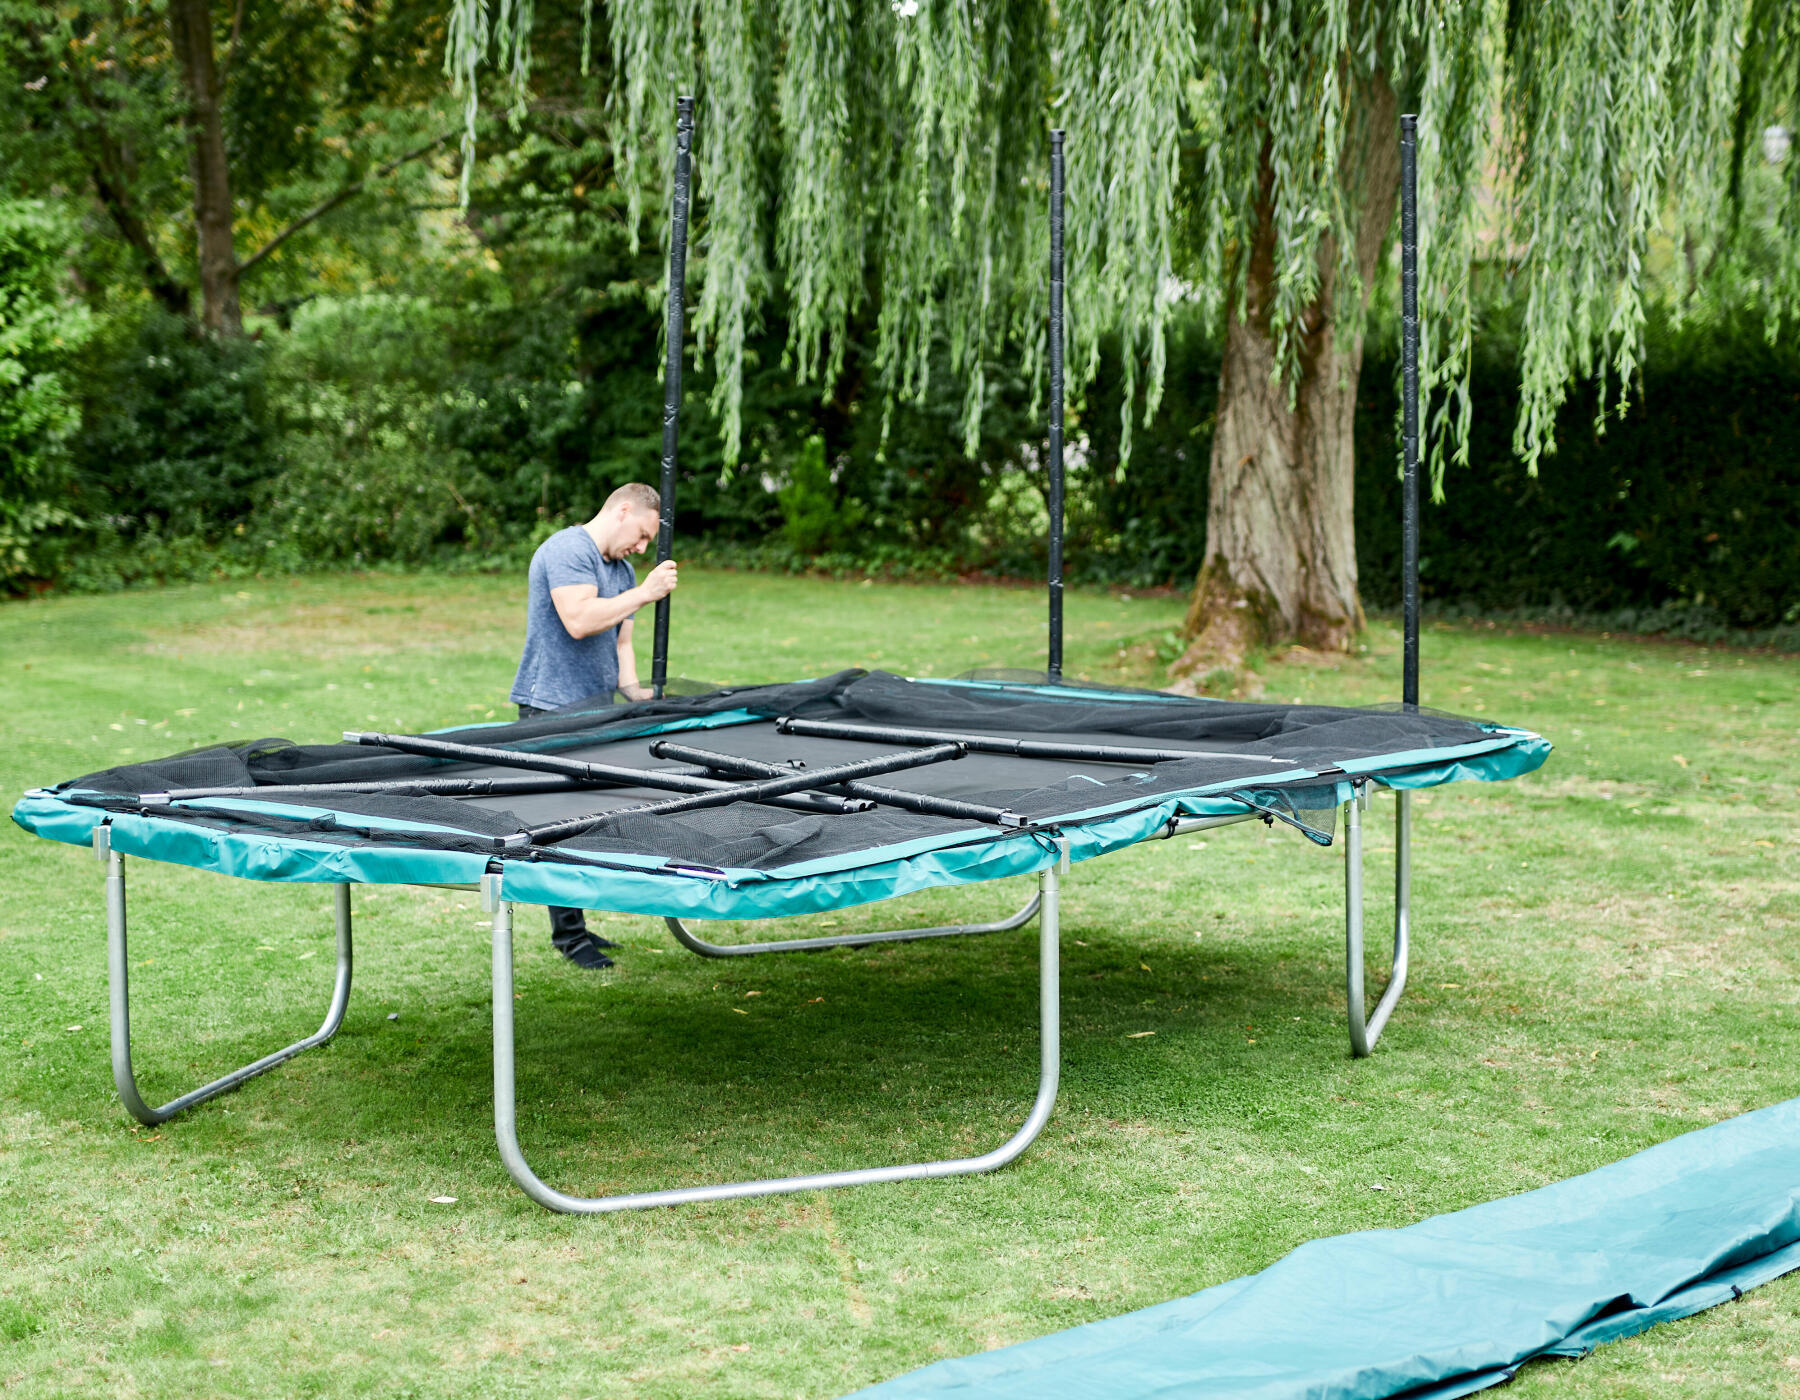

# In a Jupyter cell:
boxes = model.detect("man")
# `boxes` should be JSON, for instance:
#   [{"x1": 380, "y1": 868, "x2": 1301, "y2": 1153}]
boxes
[{"x1": 510, "y1": 482, "x2": 679, "y2": 969}]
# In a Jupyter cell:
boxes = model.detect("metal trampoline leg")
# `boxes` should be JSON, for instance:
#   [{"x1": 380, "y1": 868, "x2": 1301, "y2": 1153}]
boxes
[
  {"x1": 100, "y1": 829, "x2": 354, "y2": 1125},
  {"x1": 663, "y1": 890, "x2": 1042, "y2": 958},
  {"x1": 1344, "y1": 788, "x2": 1412, "y2": 1058},
  {"x1": 489, "y1": 866, "x2": 1062, "y2": 1213}
]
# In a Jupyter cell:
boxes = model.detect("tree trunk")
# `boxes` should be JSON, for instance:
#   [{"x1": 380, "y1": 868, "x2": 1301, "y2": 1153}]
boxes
[
  {"x1": 169, "y1": 0, "x2": 241, "y2": 335},
  {"x1": 1173, "y1": 69, "x2": 1401, "y2": 686}
]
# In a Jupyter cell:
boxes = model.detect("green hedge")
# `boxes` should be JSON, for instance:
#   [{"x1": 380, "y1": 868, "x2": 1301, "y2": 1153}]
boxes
[
  {"x1": 1354, "y1": 318, "x2": 1800, "y2": 631},
  {"x1": 1071, "y1": 312, "x2": 1800, "y2": 632},
  {"x1": 29, "y1": 287, "x2": 1800, "y2": 636}
]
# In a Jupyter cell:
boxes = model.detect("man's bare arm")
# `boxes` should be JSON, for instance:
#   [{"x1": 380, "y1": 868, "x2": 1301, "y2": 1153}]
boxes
[
  {"x1": 616, "y1": 617, "x2": 647, "y2": 699},
  {"x1": 550, "y1": 560, "x2": 678, "y2": 640}
]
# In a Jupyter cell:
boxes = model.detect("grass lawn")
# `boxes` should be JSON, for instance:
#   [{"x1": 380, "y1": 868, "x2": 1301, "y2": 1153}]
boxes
[{"x1": 2, "y1": 568, "x2": 1797, "y2": 1399}]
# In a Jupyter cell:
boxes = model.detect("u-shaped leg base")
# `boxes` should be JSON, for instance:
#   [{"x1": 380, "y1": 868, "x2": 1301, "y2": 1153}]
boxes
[
  {"x1": 663, "y1": 889, "x2": 1042, "y2": 959},
  {"x1": 1344, "y1": 787, "x2": 1411, "y2": 1057},
  {"x1": 99, "y1": 828, "x2": 354, "y2": 1125},
  {"x1": 489, "y1": 867, "x2": 1062, "y2": 1213}
]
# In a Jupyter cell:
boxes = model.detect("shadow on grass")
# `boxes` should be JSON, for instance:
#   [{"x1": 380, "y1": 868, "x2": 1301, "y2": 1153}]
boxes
[{"x1": 38, "y1": 866, "x2": 1385, "y2": 1207}]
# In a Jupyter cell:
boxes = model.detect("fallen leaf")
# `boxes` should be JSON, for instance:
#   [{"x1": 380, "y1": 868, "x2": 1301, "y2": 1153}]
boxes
[
  {"x1": 1139, "y1": 962, "x2": 1151, "y2": 972},
  {"x1": 732, "y1": 1008, "x2": 748, "y2": 1015},
  {"x1": 429, "y1": 1195, "x2": 457, "y2": 1204},
  {"x1": 1126, "y1": 1031, "x2": 1156, "y2": 1039},
  {"x1": 1672, "y1": 754, "x2": 1689, "y2": 768}
]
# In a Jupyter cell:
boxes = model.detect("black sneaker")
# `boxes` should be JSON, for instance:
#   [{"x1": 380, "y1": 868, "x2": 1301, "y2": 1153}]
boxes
[{"x1": 557, "y1": 933, "x2": 616, "y2": 970}]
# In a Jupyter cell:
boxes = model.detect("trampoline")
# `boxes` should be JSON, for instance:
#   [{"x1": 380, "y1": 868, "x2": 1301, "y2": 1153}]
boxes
[{"x1": 10, "y1": 112, "x2": 1549, "y2": 1214}]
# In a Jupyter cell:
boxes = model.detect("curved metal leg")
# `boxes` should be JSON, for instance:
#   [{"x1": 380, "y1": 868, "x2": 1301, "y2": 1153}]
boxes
[
  {"x1": 100, "y1": 830, "x2": 354, "y2": 1125},
  {"x1": 663, "y1": 889, "x2": 1041, "y2": 959},
  {"x1": 1345, "y1": 788, "x2": 1411, "y2": 1057},
  {"x1": 490, "y1": 866, "x2": 1062, "y2": 1213}
]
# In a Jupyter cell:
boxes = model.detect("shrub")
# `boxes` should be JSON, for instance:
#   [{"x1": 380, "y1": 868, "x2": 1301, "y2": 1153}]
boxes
[
  {"x1": 0, "y1": 200, "x2": 92, "y2": 588},
  {"x1": 1356, "y1": 313, "x2": 1800, "y2": 630},
  {"x1": 259, "y1": 296, "x2": 490, "y2": 565},
  {"x1": 70, "y1": 307, "x2": 272, "y2": 539}
]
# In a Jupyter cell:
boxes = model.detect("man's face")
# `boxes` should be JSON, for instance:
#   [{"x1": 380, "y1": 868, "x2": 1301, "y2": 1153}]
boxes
[{"x1": 618, "y1": 506, "x2": 658, "y2": 556}]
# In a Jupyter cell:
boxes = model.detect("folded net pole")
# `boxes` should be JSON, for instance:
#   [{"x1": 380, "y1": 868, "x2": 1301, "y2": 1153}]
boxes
[
  {"x1": 524, "y1": 744, "x2": 966, "y2": 845},
  {"x1": 1400, "y1": 113, "x2": 1421, "y2": 711},
  {"x1": 1047, "y1": 128, "x2": 1066, "y2": 680},
  {"x1": 343, "y1": 729, "x2": 868, "y2": 815},
  {"x1": 140, "y1": 774, "x2": 671, "y2": 802},
  {"x1": 651, "y1": 95, "x2": 694, "y2": 701},
  {"x1": 648, "y1": 740, "x2": 1031, "y2": 827},
  {"x1": 774, "y1": 715, "x2": 1289, "y2": 767}
]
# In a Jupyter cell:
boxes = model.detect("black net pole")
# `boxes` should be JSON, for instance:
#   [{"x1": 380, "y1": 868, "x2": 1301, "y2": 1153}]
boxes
[
  {"x1": 343, "y1": 728, "x2": 867, "y2": 814},
  {"x1": 522, "y1": 743, "x2": 966, "y2": 845},
  {"x1": 1047, "y1": 129, "x2": 1066, "y2": 679},
  {"x1": 651, "y1": 96, "x2": 694, "y2": 700},
  {"x1": 1400, "y1": 113, "x2": 1421, "y2": 711},
  {"x1": 648, "y1": 740, "x2": 1032, "y2": 827},
  {"x1": 775, "y1": 715, "x2": 1290, "y2": 767}
]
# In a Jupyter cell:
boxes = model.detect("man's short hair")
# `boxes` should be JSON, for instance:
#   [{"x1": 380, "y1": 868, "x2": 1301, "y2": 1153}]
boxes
[{"x1": 604, "y1": 482, "x2": 661, "y2": 516}]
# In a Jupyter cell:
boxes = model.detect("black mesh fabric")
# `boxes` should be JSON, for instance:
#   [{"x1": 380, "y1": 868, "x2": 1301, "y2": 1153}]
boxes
[{"x1": 50, "y1": 670, "x2": 1514, "y2": 870}]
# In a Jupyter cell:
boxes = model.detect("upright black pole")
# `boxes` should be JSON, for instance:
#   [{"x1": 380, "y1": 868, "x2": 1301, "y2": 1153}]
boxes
[
  {"x1": 1400, "y1": 113, "x2": 1420, "y2": 711},
  {"x1": 651, "y1": 96, "x2": 694, "y2": 701},
  {"x1": 1047, "y1": 129, "x2": 1066, "y2": 680}
]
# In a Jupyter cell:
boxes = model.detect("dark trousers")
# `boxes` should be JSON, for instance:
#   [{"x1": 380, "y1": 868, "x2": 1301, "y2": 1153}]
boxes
[{"x1": 518, "y1": 704, "x2": 589, "y2": 947}]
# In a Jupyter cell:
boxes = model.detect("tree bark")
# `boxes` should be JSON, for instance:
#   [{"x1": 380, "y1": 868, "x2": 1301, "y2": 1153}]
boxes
[
  {"x1": 1173, "y1": 68, "x2": 1402, "y2": 683},
  {"x1": 168, "y1": 0, "x2": 241, "y2": 334}
]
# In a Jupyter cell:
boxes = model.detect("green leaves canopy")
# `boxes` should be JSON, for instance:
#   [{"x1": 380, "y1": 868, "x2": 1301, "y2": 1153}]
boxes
[{"x1": 446, "y1": 0, "x2": 1799, "y2": 484}]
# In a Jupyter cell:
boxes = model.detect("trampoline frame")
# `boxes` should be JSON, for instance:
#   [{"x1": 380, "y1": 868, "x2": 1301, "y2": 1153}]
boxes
[
  {"x1": 91, "y1": 787, "x2": 1411, "y2": 1212},
  {"x1": 71, "y1": 109, "x2": 1432, "y2": 1213}
]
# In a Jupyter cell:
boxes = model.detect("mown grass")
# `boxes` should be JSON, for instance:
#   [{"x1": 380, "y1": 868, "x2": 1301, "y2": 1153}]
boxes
[{"x1": 1, "y1": 569, "x2": 1796, "y2": 1400}]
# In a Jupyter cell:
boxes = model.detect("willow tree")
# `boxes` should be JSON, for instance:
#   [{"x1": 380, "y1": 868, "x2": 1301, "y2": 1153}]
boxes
[{"x1": 448, "y1": 0, "x2": 1798, "y2": 668}]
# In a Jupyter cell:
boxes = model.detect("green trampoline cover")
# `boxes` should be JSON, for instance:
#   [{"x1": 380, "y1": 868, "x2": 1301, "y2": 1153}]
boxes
[{"x1": 847, "y1": 1096, "x2": 1800, "y2": 1399}]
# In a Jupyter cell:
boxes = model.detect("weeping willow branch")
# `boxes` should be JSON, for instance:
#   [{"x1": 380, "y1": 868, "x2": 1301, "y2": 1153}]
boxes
[{"x1": 440, "y1": 0, "x2": 1796, "y2": 482}]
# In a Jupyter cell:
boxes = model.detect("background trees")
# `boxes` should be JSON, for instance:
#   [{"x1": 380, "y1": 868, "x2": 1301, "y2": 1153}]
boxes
[
  {"x1": 452, "y1": 0, "x2": 1798, "y2": 668},
  {"x1": 1, "y1": 2, "x2": 1796, "y2": 653}
]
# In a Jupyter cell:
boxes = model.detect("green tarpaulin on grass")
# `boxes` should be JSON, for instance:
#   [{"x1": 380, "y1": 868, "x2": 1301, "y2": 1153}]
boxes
[{"x1": 848, "y1": 1096, "x2": 1800, "y2": 1399}]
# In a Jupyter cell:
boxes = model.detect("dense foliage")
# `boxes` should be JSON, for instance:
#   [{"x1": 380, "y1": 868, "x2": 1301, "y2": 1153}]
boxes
[
  {"x1": 1, "y1": 1, "x2": 1796, "y2": 646},
  {"x1": 1355, "y1": 316, "x2": 1800, "y2": 633},
  {"x1": 452, "y1": 0, "x2": 1800, "y2": 489},
  {"x1": 0, "y1": 200, "x2": 91, "y2": 583}
]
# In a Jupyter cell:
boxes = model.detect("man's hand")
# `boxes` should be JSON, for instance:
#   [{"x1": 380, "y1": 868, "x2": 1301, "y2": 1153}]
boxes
[
  {"x1": 618, "y1": 682, "x2": 654, "y2": 702},
  {"x1": 637, "y1": 558, "x2": 679, "y2": 603}
]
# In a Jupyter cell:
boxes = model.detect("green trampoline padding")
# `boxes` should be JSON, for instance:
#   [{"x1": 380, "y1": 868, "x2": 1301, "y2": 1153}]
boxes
[{"x1": 846, "y1": 1095, "x2": 1800, "y2": 1400}]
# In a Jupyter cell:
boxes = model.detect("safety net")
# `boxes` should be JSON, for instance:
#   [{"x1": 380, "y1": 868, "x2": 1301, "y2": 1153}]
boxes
[{"x1": 14, "y1": 671, "x2": 1548, "y2": 916}]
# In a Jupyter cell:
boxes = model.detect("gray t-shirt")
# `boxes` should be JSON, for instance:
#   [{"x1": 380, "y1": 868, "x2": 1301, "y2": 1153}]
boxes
[{"x1": 509, "y1": 526, "x2": 639, "y2": 711}]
